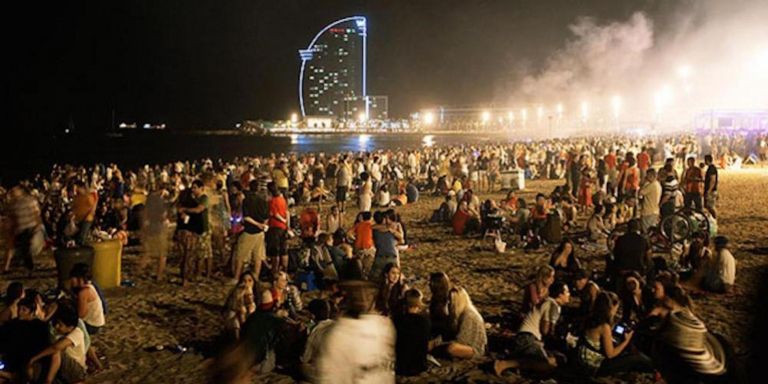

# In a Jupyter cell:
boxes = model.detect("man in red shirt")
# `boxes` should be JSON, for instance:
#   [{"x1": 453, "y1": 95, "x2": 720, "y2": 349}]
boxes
[{"x1": 266, "y1": 182, "x2": 289, "y2": 274}]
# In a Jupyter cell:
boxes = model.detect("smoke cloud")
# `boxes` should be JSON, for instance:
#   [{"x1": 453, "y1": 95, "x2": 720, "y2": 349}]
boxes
[{"x1": 505, "y1": 0, "x2": 768, "y2": 132}]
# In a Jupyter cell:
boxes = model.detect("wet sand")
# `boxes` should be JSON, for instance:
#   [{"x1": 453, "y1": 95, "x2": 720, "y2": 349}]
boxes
[{"x1": 6, "y1": 169, "x2": 767, "y2": 383}]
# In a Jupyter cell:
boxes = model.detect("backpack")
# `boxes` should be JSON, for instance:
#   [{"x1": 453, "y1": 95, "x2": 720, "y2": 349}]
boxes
[{"x1": 541, "y1": 213, "x2": 563, "y2": 244}]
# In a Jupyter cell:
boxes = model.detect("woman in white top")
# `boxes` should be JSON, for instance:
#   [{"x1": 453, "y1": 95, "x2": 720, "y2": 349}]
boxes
[
  {"x1": 69, "y1": 263, "x2": 105, "y2": 335},
  {"x1": 358, "y1": 172, "x2": 373, "y2": 213}
]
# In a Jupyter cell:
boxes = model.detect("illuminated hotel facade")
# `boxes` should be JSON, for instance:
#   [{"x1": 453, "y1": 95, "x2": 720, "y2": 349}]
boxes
[{"x1": 299, "y1": 16, "x2": 367, "y2": 119}]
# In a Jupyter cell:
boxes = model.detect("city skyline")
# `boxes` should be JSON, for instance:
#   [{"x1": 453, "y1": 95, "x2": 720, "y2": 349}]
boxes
[{"x1": 6, "y1": 1, "x2": 767, "y2": 134}]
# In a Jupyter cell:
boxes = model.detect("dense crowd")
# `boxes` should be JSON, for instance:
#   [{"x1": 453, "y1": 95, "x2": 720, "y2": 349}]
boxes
[{"x1": 1, "y1": 130, "x2": 763, "y2": 384}]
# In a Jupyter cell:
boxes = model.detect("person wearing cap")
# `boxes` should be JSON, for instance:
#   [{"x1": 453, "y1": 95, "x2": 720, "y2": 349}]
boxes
[
  {"x1": 699, "y1": 236, "x2": 736, "y2": 294},
  {"x1": 651, "y1": 309, "x2": 732, "y2": 383},
  {"x1": 393, "y1": 289, "x2": 431, "y2": 376}
]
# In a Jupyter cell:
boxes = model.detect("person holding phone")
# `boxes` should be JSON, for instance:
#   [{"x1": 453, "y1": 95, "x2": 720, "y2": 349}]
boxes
[{"x1": 575, "y1": 291, "x2": 653, "y2": 376}]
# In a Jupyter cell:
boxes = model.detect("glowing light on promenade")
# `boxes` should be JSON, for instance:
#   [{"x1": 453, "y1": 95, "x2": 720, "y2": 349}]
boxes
[
  {"x1": 422, "y1": 135, "x2": 435, "y2": 147},
  {"x1": 611, "y1": 95, "x2": 622, "y2": 119},
  {"x1": 677, "y1": 65, "x2": 691, "y2": 79},
  {"x1": 481, "y1": 110, "x2": 491, "y2": 123},
  {"x1": 580, "y1": 101, "x2": 589, "y2": 121},
  {"x1": 423, "y1": 111, "x2": 435, "y2": 125},
  {"x1": 290, "y1": 134, "x2": 299, "y2": 144},
  {"x1": 290, "y1": 113, "x2": 298, "y2": 124},
  {"x1": 507, "y1": 111, "x2": 515, "y2": 122},
  {"x1": 654, "y1": 85, "x2": 674, "y2": 120},
  {"x1": 358, "y1": 112, "x2": 368, "y2": 123},
  {"x1": 521, "y1": 108, "x2": 528, "y2": 124},
  {"x1": 537, "y1": 106, "x2": 544, "y2": 122},
  {"x1": 556, "y1": 103, "x2": 563, "y2": 118}
]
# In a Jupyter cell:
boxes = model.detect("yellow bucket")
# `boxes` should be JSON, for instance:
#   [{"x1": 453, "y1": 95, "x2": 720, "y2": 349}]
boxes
[{"x1": 91, "y1": 239, "x2": 122, "y2": 289}]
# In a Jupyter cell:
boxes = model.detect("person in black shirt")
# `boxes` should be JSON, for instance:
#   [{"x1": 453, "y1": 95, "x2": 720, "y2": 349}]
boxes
[
  {"x1": 610, "y1": 219, "x2": 652, "y2": 285},
  {"x1": 234, "y1": 179, "x2": 269, "y2": 281},
  {"x1": 394, "y1": 289, "x2": 431, "y2": 376},
  {"x1": 0, "y1": 297, "x2": 51, "y2": 380},
  {"x1": 703, "y1": 155, "x2": 719, "y2": 219}
]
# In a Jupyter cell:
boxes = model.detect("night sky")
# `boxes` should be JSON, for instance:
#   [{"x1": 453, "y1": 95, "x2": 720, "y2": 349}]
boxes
[{"x1": 7, "y1": 0, "x2": 675, "y2": 133}]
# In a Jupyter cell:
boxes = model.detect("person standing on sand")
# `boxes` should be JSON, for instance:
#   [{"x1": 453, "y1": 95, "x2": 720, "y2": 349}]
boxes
[
  {"x1": 703, "y1": 154, "x2": 719, "y2": 219},
  {"x1": 683, "y1": 156, "x2": 704, "y2": 211},
  {"x1": 266, "y1": 182, "x2": 289, "y2": 275},
  {"x1": 4, "y1": 186, "x2": 42, "y2": 272},
  {"x1": 139, "y1": 187, "x2": 169, "y2": 281},
  {"x1": 71, "y1": 180, "x2": 97, "y2": 246},
  {"x1": 336, "y1": 156, "x2": 352, "y2": 213},
  {"x1": 233, "y1": 179, "x2": 269, "y2": 281},
  {"x1": 638, "y1": 168, "x2": 661, "y2": 233}
]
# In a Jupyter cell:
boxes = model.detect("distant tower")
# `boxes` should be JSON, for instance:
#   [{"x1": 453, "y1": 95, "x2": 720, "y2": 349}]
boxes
[{"x1": 299, "y1": 16, "x2": 367, "y2": 119}]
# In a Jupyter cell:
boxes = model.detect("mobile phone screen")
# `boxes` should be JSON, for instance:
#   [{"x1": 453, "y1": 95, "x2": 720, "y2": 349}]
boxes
[{"x1": 615, "y1": 325, "x2": 625, "y2": 334}]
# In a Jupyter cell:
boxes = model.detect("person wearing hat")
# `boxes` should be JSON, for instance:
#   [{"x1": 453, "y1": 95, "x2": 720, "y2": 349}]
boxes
[
  {"x1": 393, "y1": 289, "x2": 431, "y2": 376},
  {"x1": 316, "y1": 280, "x2": 395, "y2": 384},
  {"x1": 651, "y1": 309, "x2": 732, "y2": 383},
  {"x1": 698, "y1": 236, "x2": 736, "y2": 294}
]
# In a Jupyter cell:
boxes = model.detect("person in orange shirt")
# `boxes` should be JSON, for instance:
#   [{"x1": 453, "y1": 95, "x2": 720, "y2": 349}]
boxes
[
  {"x1": 604, "y1": 151, "x2": 618, "y2": 196},
  {"x1": 72, "y1": 180, "x2": 98, "y2": 245},
  {"x1": 682, "y1": 157, "x2": 704, "y2": 210},
  {"x1": 347, "y1": 211, "x2": 376, "y2": 278},
  {"x1": 637, "y1": 149, "x2": 650, "y2": 181}
]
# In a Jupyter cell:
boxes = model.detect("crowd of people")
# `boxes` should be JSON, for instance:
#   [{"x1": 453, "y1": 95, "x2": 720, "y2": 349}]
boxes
[{"x1": 0, "y1": 129, "x2": 761, "y2": 383}]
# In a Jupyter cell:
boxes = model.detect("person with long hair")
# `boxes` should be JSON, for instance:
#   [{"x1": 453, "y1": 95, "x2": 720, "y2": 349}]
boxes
[
  {"x1": 429, "y1": 272, "x2": 454, "y2": 341},
  {"x1": 442, "y1": 287, "x2": 487, "y2": 359},
  {"x1": 375, "y1": 263, "x2": 408, "y2": 317},
  {"x1": 549, "y1": 238, "x2": 581, "y2": 282},
  {"x1": 522, "y1": 265, "x2": 555, "y2": 313},
  {"x1": 224, "y1": 271, "x2": 257, "y2": 339},
  {"x1": 575, "y1": 291, "x2": 653, "y2": 376}
]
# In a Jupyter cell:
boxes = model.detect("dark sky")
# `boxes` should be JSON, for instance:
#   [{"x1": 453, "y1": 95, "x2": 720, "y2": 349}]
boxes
[{"x1": 7, "y1": 0, "x2": 660, "y2": 133}]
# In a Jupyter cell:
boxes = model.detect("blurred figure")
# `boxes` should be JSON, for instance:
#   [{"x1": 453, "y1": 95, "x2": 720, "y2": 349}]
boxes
[
  {"x1": 139, "y1": 188, "x2": 169, "y2": 281},
  {"x1": 4, "y1": 186, "x2": 43, "y2": 272},
  {"x1": 317, "y1": 280, "x2": 395, "y2": 384}
]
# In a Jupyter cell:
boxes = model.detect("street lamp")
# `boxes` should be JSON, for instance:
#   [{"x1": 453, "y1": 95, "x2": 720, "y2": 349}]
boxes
[
  {"x1": 481, "y1": 110, "x2": 491, "y2": 124},
  {"x1": 580, "y1": 101, "x2": 589, "y2": 122},
  {"x1": 423, "y1": 111, "x2": 435, "y2": 125}
]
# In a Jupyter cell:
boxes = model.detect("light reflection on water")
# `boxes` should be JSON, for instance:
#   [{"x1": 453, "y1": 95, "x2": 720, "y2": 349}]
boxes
[{"x1": 282, "y1": 133, "x2": 506, "y2": 154}]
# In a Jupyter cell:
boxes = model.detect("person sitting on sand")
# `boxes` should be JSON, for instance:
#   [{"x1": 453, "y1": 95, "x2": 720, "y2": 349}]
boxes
[
  {"x1": 698, "y1": 235, "x2": 736, "y2": 294},
  {"x1": 574, "y1": 291, "x2": 654, "y2": 376},
  {"x1": 452, "y1": 201, "x2": 480, "y2": 236},
  {"x1": 270, "y1": 271, "x2": 303, "y2": 319},
  {"x1": 522, "y1": 265, "x2": 555, "y2": 313},
  {"x1": 619, "y1": 272, "x2": 648, "y2": 325},
  {"x1": 301, "y1": 299, "x2": 335, "y2": 381},
  {"x1": 437, "y1": 287, "x2": 487, "y2": 359},
  {"x1": 494, "y1": 281, "x2": 570, "y2": 375},
  {"x1": 0, "y1": 296, "x2": 51, "y2": 382},
  {"x1": 429, "y1": 272, "x2": 454, "y2": 341},
  {"x1": 69, "y1": 263, "x2": 105, "y2": 337},
  {"x1": 587, "y1": 205, "x2": 609, "y2": 242},
  {"x1": 376, "y1": 185, "x2": 391, "y2": 208},
  {"x1": 224, "y1": 271, "x2": 257, "y2": 339},
  {"x1": 550, "y1": 238, "x2": 581, "y2": 282},
  {"x1": 394, "y1": 289, "x2": 431, "y2": 376},
  {"x1": 431, "y1": 194, "x2": 454, "y2": 224},
  {"x1": 375, "y1": 263, "x2": 408, "y2": 317},
  {"x1": 0, "y1": 281, "x2": 24, "y2": 325},
  {"x1": 609, "y1": 219, "x2": 652, "y2": 284},
  {"x1": 650, "y1": 307, "x2": 735, "y2": 384},
  {"x1": 324, "y1": 205, "x2": 343, "y2": 235},
  {"x1": 27, "y1": 304, "x2": 88, "y2": 384},
  {"x1": 570, "y1": 269, "x2": 600, "y2": 329}
]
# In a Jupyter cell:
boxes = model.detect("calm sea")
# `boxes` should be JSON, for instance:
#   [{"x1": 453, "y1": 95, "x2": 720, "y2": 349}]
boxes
[{"x1": 2, "y1": 132, "x2": 515, "y2": 184}]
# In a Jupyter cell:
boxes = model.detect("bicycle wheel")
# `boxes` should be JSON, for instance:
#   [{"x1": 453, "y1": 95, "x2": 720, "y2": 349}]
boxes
[
  {"x1": 677, "y1": 208, "x2": 710, "y2": 237},
  {"x1": 660, "y1": 213, "x2": 690, "y2": 244}
]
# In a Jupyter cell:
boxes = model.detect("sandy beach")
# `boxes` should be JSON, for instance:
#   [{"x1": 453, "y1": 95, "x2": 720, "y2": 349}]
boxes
[{"x1": 5, "y1": 169, "x2": 767, "y2": 383}]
